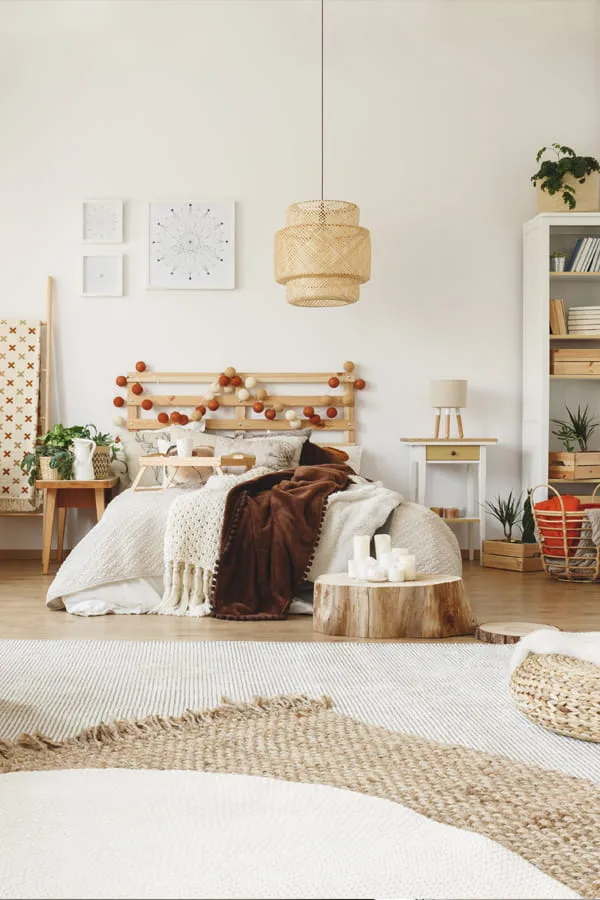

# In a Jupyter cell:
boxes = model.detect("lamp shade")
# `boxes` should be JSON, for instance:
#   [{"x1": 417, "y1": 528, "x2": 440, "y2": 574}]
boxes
[
  {"x1": 430, "y1": 379, "x2": 468, "y2": 408},
  {"x1": 274, "y1": 200, "x2": 371, "y2": 307}
]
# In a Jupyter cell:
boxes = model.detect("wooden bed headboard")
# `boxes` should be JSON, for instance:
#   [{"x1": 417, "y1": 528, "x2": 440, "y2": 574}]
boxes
[{"x1": 121, "y1": 362, "x2": 364, "y2": 446}]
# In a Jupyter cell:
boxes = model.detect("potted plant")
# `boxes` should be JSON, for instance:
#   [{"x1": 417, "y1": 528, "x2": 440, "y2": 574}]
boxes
[
  {"x1": 549, "y1": 404, "x2": 600, "y2": 480},
  {"x1": 86, "y1": 425, "x2": 122, "y2": 479},
  {"x1": 481, "y1": 491, "x2": 543, "y2": 572},
  {"x1": 532, "y1": 144, "x2": 600, "y2": 212},
  {"x1": 21, "y1": 424, "x2": 123, "y2": 484},
  {"x1": 550, "y1": 249, "x2": 567, "y2": 272}
]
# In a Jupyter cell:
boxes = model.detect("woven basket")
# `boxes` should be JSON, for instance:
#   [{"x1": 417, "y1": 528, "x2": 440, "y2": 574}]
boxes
[
  {"x1": 39, "y1": 457, "x2": 54, "y2": 480},
  {"x1": 92, "y1": 446, "x2": 111, "y2": 480},
  {"x1": 510, "y1": 653, "x2": 600, "y2": 742},
  {"x1": 531, "y1": 483, "x2": 600, "y2": 582}
]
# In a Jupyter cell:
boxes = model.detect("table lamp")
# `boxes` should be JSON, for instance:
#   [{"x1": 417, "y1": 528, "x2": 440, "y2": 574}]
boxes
[{"x1": 430, "y1": 379, "x2": 467, "y2": 439}]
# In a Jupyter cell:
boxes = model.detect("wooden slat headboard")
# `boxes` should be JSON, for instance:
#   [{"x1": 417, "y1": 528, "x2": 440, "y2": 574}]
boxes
[{"x1": 124, "y1": 364, "x2": 362, "y2": 446}]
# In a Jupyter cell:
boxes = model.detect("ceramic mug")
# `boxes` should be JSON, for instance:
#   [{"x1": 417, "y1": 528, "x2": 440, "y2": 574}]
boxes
[{"x1": 176, "y1": 437, "x2": 193, "y2": 457}]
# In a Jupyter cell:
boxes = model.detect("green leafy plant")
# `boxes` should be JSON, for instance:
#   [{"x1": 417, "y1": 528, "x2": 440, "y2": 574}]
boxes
[
  {"x1": 531, "y1": 144, "x2": 600, "y2": 210},
  {"x1": 20, "y1": 423, "x2": 122, "y2": 485},
  {"x1": 550, "y1": 250, "x2": 566, "y2": 258},
  {"x1": 521, "y1": 493, "x2": 537, "y2": 544},
  {"x1": 551, "y1": 404, "x2": 598, "y2": 452},
  {"x1": 483, "y1": 491, "x2": 523, "y2": 542}
]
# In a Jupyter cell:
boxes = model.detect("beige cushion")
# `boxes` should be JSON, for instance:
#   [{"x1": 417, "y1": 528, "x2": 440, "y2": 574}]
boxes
[
  {"x1": 214, "y1": 434, "x2": 305, "y2": 470},
  {"x1": 168, "y1": 446, "x2": 215, "y2": 486}
]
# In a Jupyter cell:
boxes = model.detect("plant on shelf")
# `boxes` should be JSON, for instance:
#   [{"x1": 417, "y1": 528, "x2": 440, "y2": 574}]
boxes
[
  {"x1": 531, "y1": 144, "x2": 600, "y2": 210},
  {"x1": 551, "y1": 404, "x2": 598, "y2": 452},
  {"x1": 21, "y1": 423, "x2": 123, "y2": 485},
  {"x1": 481, "y1": 490, "x2": 543, "y2": 572},
  {"x1": 550, "y1": 250, "x2": 566, "y2": 259}
]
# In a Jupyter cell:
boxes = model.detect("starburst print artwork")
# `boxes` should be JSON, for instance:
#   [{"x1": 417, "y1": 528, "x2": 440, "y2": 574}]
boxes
[{"x1": 148, "y1": 201, "x2": 235, "y2": 289}]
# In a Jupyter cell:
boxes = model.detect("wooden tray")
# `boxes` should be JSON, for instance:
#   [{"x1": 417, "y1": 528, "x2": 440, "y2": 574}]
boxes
[{"x1": 131, "y1": 453, "x2": 256, "y2": 491}]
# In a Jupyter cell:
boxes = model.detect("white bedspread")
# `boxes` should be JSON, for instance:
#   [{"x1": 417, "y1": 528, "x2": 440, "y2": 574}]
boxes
[{"x1": 47, "y1": 475, "x2": 461, "y2": 616}]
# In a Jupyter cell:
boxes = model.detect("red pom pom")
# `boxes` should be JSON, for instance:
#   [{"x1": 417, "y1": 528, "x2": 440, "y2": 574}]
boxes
[
  {"x1": 170, "y1": 411, "x2": 181, "y2": 423},
  {"x1": 115, "y1": 375, "x2": 127, "y2": 387},
  {"x1": 309, "y1": 414, "x2": 321, "y2": 426},
  {"x1": 208, "y1": 399, "x2": 219, "y2": 411},
  {"x1": 326, "y1": 407, "x2": 338, "y2": 419},
  {"x1": 230, "y1": 375, "x2": 243, "y2": 387},
  {"x1": 328, "y1": 376, "x2": 340, "y2": 388},
  {"x1": 195, "y1": 405, "x2": 206, "y2": 416},
  {"x1": 354, "y1": 378, "x2": 366, "y2": 390},
  {"x1": 132, "y1": 383, "x2": 143, "y2": 395},
  {"x1": 179, "y1": 414, "x2": 189, "y2": 426},
  {"x1": 218, "y1": 374, "x2": 230, "y2": 387},
  {"x1": 253, "y1": 401, "x2": 264, "y2": 413},
  {"x1": 265, "y1": 408, "x2": 276, "y2": 420},
  {"x1": 303, "y1": 406, "x2": 315, "y2": 418},
  {"x1": 113, "y1": 396, "x2": 125, "y2": 408},
  {"x1": 157, "y1": 412, "x2": 169, "y2": 424},
  {"x1": 141, "y1": 399, "x2": 153, "y2": 411},
  {"x1": 135, "y1": 361, "x2": 146, "y2": 372}
]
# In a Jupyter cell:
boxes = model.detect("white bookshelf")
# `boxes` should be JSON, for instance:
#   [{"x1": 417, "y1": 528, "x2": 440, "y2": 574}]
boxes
[{"x1": 523, "y1": 213, "x2": 600, "y2": 492}]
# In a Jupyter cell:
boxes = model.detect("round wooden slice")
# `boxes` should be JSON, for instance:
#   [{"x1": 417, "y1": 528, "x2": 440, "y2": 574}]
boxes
[{"x1": 475, "y1": 621, "x2": 560, "y2": 644}]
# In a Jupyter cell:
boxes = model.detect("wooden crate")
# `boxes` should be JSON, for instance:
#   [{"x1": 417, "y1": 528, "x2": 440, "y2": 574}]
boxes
[
  {"x1": 550, "y1": 347, "x2": 600, "y2": 375},
  {"x1": 548, "y1": 451, "x2": 600, "y2": 480},
  {"x1": 537, "y1": 171, "x2": 600, "y2": 212},
  {"x1": 482, "y1": 541, "x2": 544, "y2": 573}
]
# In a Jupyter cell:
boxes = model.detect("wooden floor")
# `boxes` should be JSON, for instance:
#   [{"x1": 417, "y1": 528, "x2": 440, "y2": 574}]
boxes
[{"x1": 0, "y1": 559, "x2": 598, "y2": 641}]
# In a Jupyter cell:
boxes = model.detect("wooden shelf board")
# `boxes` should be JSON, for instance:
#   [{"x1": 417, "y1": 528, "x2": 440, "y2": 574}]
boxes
[
  {"x1": 548, "y1": 478, "x2": 600, "y2": 484},
  {"x1": 550, "y1": 272, "x2": 600, "y2": 279},
  {"x1": 549, "y1": 374, "x2": 600, "y2": 380},
  {"x1": 550, "y1": 333, "x2": 600, "y2": 340}
]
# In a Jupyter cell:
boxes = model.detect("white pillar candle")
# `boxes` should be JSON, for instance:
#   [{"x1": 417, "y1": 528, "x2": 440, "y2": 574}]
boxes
[
  {"x1": 347, "y1": 559, "x2": 359, "y2": 579},
  {"x1": 374, "y1": 533, "x2": 392, "y2": 561},
  {"x1": 402, "y1": 554, "x2": 417, "y2": 580},
  {"x1": 353, "y1": 535, "x2": 371, "y2": 561},
  {"x1": 387, "y1": 563, "x2": 406, "y2": 582}
]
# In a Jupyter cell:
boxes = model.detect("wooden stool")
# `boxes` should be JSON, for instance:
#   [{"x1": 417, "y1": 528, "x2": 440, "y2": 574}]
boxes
[
  {"x1": 35, "y1": 477, "x2": 119, "y2": 575},
  {"x1": 313, "y1": 573, "x2": 476, "y2": 639}
]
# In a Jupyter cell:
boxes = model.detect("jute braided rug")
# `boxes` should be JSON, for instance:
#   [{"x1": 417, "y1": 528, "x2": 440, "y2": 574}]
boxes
[{"x1": 1, "y1": 694, "x2": 598, "y2": 898}]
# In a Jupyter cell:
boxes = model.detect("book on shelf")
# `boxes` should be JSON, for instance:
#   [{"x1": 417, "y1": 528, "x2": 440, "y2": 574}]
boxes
[
  {"x1": 549, "y1": 298, "x2": 567, "y2": 335},
  {"x1": 564, "y1": 236, "x2": 600, "y2": 272}
]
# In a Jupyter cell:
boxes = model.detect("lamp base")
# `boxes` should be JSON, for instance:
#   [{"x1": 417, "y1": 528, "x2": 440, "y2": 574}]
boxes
[{"x1": 433, "y1": 408, "x2": 465, "y2": 440}]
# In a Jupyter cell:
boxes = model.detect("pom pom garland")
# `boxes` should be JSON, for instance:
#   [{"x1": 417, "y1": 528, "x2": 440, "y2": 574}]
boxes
[
  {"x1": 303, "y1": 406, "x2": 315, "y2": 418},
  {"x1": 230, "y1": 375, "x2": 243, "y2": 387},
  {"x1": 309, "y1": 414, "x2": 321, "y2": 426},
  {"x1": 157, "y1": 412, "x2": 169, "y2": 424},
  {"x1": 179, "y1": 414, "x2": 189, "y2": 426},
  {"x1": 135, "y1": 361, "x2": 147, "y2": 372},
  {"x1": 253, "y1": 401, "x2": 264, "y2": 413},
  {"x1": 223, "y1": 385, "x2": 234, "y2": 394},
  {"x1": 115, "y1": 375, "x2": 127, "y2": 387},
  {"x1": 290, "y1": 419, "x2": 303, "y2": 430},
  {"x1": 141, "y1": 399, "x2": 154, "y2": 411},
  {"x1": 265, "y1": 408, "x2": 277, "y2": 420},
  {"x1": 132, "y1": 383, "x2": 143, "y2": 395},
  {"x1": 272, "y1": 401, "x2": 284, "y2": 413},
  {"x1": 328, "y1": 376, "x2": 340, "y2": 388},
  {"x1": 208, "y1": 399, "x2": 220, "y2": 411},
  {"x1": 224, "y1": 366, "x2": 236, "y2": 378},
  {"x1": 245, "y1": 376, "x2": 257, "y2": 389},
  {"x1": 255, "y1": 388, "x2": 267, "y2": 401},
  {"x1": 237, "y1": 388, "x2": 250, "y2": 401},
  {"x1": 113, "y1": 396, "x2": 125, "y2": 407},
  {"x1": 285, "y1": 409, "x2": 299, "y2": 421},
  {"x1": 354, "y1": 378, "x2": 366, "y2": 390},
  {"x1": 210, "y1": 382, "x2": 219, "y2": 393},
  {"x1": 195, "y1": 405, "x2": 206, "y2": 416},
  {"x1": 170, "y1": 411, "x2": 181, "y2": 423},
  {"x1": 205, "y1": 390, "x2": 215, "y2": 401},
  {"x1": 218, "y1": 374, "x2": 230, "y2": 387},
  {"x1": 191, "y1": 410, "x2": 202, "y2": 422},
  {"x1": 326, "y1": 407, "x2": 338, "y2": 418}
]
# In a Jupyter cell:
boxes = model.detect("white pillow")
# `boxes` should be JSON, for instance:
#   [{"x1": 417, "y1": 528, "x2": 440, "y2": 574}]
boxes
[
  {"x1": 169, "y1": 424, "x2": 217, "y2": 449},
  {"x1": 214, "y1": 434, "x2": 305, "y2": 470},
  {"x1": 119, "y1": 428, "x2": 171, "y2": 487}
]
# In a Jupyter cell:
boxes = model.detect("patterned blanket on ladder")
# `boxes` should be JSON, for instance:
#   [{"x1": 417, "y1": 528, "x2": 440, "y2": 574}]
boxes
[{"x1": 0, "y1": 318, "x2": 41, "y2": 512}]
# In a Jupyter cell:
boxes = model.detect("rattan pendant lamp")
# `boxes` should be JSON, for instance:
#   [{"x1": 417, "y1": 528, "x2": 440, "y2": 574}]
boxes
[{"x1": 274, "y1": 0, "x2": 371, "y2": 307}]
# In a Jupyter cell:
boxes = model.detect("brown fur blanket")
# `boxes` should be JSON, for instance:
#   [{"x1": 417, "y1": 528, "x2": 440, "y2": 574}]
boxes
[{"x1": 212, "y1": 463, "x2": 352, "y2": 620}]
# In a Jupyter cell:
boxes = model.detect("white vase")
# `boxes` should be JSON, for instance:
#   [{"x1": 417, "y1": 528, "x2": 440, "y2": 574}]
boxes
[{"x1": 72, "y1": 438, "x2": 96, "y2": 480}]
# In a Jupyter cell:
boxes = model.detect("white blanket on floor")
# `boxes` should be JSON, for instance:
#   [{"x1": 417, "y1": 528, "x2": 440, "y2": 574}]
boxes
[{"x1": 510, "y1": 629, "x2": 600, "y2": 674}]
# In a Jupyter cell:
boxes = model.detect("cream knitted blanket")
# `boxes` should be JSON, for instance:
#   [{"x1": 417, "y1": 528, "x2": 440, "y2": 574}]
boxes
[{"x1": 153, "y1": 468, "x2": 270, "y2": 617}]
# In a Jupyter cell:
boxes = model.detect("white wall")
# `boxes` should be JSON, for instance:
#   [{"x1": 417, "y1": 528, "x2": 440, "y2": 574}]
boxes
[{"x1": 1, "y1": 0, "x2": 599, "y2": 549}]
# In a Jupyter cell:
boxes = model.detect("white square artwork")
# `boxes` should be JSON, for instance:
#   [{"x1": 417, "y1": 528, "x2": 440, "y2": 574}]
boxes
[
  {"x1": 82, "y1": 200, "x2": 123, "y2": 243},
  {"x1": 82, "y1": 255, "x2": 123, "y2": 297},
  {"x1": 148, "y1": 201, "x2": 235, "y2": 289}
]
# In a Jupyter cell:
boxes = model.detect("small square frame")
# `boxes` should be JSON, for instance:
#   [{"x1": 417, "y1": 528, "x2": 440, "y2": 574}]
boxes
[
  {"x1": 82, "y1": 254, "x2": 124, "y2": 297},
  {"x1": 82, "y1": 199, "x2": 124, "y2": 243}
]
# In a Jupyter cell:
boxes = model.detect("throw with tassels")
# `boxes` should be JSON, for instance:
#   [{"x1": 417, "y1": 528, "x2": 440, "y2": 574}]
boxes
[{"x1": 0, "y1": 318, "x2": 41, "y2": 512}]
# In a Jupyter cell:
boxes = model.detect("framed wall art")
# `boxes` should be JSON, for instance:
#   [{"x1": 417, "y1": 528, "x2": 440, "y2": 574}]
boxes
[
  {"x1": 82, "y1": 254, "x2": 123, "y2": 297},
  {"x1": 148, "y1": 200, "x2": 235, "y2": 290},
  {"x1": 82, "y1": 199, "x2": 124, "y2": 243}
]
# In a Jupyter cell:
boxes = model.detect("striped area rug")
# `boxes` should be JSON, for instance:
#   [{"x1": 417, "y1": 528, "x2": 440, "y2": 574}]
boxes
[{"x1": 0, "y1": 640, "x2": 597, "y2": 781}]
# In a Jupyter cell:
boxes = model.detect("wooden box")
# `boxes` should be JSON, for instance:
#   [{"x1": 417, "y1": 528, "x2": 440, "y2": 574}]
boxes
[
  {"x1": 548, "y1": 451, "x2": 600, "y2": 480},
  {"x1": 537, "y1": 171, "x2": 600, "y2": 213},
  {"x1": 550, "y1": 348, "x2": 600, "y2": 376},
  {"x1": 482, "y1": 541, "x2": 544, "y2": 573}
]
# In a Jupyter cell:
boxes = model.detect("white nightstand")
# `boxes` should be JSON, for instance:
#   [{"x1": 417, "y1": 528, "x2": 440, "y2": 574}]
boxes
[{"x1": 400, "y1": 438, "x2": 497, "y2": 562}]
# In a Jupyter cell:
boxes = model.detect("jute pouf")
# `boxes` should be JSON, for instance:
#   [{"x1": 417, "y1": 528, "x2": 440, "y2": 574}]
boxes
[{"x1": 510, "y1": 653, "x2": 600, "y2": 743}]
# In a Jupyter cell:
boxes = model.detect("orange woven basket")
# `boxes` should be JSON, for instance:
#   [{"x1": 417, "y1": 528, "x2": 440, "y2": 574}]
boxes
[{"x1": 531, "y1": 484, "x2": 600, "y2": 582}]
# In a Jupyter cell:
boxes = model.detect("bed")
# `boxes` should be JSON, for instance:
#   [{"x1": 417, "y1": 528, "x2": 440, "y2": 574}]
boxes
[{"x1": 47, "y1": 363, "x2": 461, "y2": 617}]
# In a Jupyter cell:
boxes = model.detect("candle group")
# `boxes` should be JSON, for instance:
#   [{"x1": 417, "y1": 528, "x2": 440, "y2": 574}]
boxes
[{"x1": 348, "y1": 536, "x2": 417, "y2": 582}]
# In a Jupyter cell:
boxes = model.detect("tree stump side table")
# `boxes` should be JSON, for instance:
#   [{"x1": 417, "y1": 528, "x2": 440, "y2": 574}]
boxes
[{"x1": 313, "y1": 573, "x2": 476, "y2": 639}]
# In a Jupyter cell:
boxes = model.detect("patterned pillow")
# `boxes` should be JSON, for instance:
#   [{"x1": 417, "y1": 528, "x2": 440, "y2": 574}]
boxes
[
  {"x1": 168, "y1": 446, "x2": 215, "y2": 486},
  {"x1": 119, "y1": 428, "x2": 171, "y2": 487},
  {"x1": 214, "y1": 434, "x2": 305, "y2": 470}
]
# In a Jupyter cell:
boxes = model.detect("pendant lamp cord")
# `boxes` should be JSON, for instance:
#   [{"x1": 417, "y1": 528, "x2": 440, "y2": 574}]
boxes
[{"x1": 320, "y1": 0, "x2": 324, "y2": 202}]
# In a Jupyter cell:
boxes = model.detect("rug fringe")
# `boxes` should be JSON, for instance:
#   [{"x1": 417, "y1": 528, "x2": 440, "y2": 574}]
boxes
[{"x1": 0, "y1": 695, "x2": 333, "y2": 759}]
